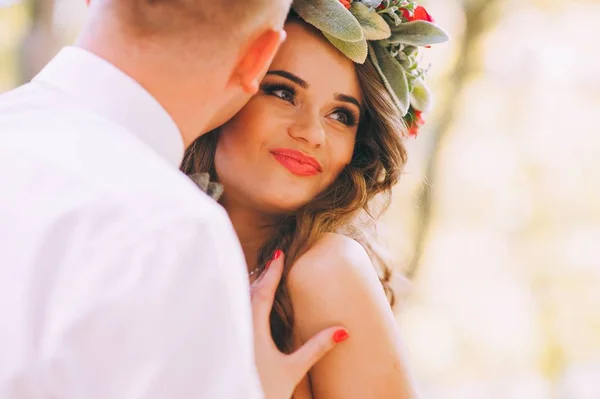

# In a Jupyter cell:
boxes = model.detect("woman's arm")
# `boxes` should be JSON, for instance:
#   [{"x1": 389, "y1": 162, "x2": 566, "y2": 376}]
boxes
[{"x1": 289, "y1": 233, "x2": 417, "y2": 398}]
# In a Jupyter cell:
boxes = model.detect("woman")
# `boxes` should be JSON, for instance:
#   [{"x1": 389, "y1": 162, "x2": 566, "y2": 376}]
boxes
[{"x1": 182, "y1": 2, "x2": 447, "y2": 397}]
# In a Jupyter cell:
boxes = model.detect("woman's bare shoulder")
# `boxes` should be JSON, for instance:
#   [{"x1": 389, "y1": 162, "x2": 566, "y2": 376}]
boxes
[
  {"x1": 287, "y1": 232, "x2": 393, "y2": 330},
  {"x1": 287, "y1": 234, "x2": 414, "y2": 397},
  {"x1": 287, "y1": 232, "x2": 380, "y2": 297}
]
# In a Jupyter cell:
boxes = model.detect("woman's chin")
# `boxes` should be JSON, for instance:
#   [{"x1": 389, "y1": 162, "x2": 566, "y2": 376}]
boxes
[
  {"x1": 248, "y1": 189, "x2": 310, "y2": 214},
  {"x1": 254, "y1": 197, "x2": 311, "y2": 216}
]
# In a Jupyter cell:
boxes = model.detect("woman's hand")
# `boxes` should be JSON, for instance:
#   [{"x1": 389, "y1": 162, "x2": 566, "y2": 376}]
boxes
[{"x1": 250, "y1": 251, "x2": 349, "y2": 399}]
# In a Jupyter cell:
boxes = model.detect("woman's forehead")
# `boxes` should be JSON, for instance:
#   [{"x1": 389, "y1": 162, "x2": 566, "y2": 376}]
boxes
[{"x1": 270, "y1": 22, "x2": 363, "y2": 100}]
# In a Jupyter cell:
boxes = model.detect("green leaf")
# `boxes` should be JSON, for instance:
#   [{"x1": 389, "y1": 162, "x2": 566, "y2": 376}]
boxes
[
  {"x1": 324, "y1": 33, "x2": 368, "y2": 63},
  {"x1": 410, "y1": 78, "x2": 432, "y2": 112},
  {"x1": 292, "y1": 0, "x2": 364, "y2": 42},
  {"x1": 361, "y1": 0, "x2": 384, "y2": 7},
  {"x1": 403, "y1": 45, "x2": 419, "y2": 57},
  {"x1": 388, "y1": 21, "x2": 450, "y2": 47},
  {"x1": 350, "y1": 2, "x2": 391, "y2": 40},
  {"x1": 396, "y1": 51, "x2": 411, "y2": 69},
  {"x1": 369, "y1": 43, "x2": 410, "y2": 115}
]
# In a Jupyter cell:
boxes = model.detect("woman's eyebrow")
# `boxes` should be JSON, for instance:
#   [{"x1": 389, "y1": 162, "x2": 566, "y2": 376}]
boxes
[
  {"x1": 334, "y1": 93, "x2": 361, "y2": 109},
  {"x1": 266, "y1": 70, "x2": 309, "y2": 89},
  {"x1": 266, "y1": 71, "x2": 361, "y2": 110}
]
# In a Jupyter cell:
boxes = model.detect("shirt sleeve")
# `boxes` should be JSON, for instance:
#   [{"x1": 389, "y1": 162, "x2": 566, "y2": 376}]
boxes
[{"x1": 37, "y1": 206, "x2": 263, "y2": 399}]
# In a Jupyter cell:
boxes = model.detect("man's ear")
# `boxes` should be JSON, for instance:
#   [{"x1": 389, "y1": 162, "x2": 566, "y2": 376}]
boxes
[{"x1": 229, "y1": 29, "x2": 287, "y2": 95}]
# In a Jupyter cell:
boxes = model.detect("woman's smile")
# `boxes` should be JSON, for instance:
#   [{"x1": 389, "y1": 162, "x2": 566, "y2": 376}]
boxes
[{"x1": 270, "y1": 148, "x2": 322, "y2": 177}]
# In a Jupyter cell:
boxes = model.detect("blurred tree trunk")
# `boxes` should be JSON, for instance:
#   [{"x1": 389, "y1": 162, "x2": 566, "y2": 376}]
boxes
[
  {"x1": 18, "y1": 0, "x2": 58, "y2": 83},
  {"x1": 405, "y1": 2, "x2": 568, "y2": 394},
  {"x1": 405, "y1": 0, "x2": 502, "y2": 279}
]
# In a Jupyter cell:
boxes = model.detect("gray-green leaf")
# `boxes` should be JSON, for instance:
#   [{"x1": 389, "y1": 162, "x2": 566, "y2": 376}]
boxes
[
  {"x1": 293, "y1": 0, "x2": 364, "y2": 42},
  {"x1": 188, "y1": 173, "x2": 224, "y2": 201},
  {"x1": 369, "y1": 43, "x2": 410, "y2": 115},
  {"x1": 410, "y1": 78, "x2": 432, "y2": 112},
  {"x1": 388, "y1": 20, "x2": 450, "y2": 47},
  {"x1": 324, "y1": 33, "x2": 368, "y2": 63},
  {"x1": 350, "y1": 2, "x2": 391, "y2": 40},
  {"x1": 361, "y1": 0, "x2": 384, "y2": 7}
]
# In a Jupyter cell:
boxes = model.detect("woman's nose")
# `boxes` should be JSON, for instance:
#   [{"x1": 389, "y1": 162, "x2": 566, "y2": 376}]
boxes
[{"x1": 288, "y1": 112, "x2": 326, "y2": 148}]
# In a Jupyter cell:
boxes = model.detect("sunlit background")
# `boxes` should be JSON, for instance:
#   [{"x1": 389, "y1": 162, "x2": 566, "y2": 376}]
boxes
[{"x1": 1, "y1": 0, "x2": 599, "y2": 398}]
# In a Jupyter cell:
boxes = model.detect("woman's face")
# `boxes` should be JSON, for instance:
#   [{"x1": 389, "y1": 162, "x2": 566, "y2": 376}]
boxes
[{"x1": 215, "y1": 21, "x2": 363, "y2": 214}]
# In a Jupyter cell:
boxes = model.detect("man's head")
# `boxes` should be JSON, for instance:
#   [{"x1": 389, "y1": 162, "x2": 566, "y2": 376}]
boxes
[{"x1": 79, "y1": 0, "x2": 291, "y2": 146}]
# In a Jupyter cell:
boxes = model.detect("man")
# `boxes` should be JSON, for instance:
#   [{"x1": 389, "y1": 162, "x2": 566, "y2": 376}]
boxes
[{"x1": 0, "y1": 1, "x2": 346, "y2": 397}]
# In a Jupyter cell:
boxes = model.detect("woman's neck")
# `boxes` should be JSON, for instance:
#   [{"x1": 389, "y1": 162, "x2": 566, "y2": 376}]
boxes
[{"x1": 220, "y1": 197, "x2": 276, "y2": 274}]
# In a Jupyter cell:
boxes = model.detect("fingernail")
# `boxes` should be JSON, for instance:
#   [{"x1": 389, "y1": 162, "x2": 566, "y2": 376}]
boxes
[
  {"x1": 272, "y1": 249, "x2": 283, "y2": 260},
  {"x1": 332, "y1": 329, "x2": 349, "y2": 343}
]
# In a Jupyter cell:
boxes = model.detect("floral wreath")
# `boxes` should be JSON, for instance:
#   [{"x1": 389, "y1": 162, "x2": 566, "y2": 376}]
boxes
[{"x1": 292, "y1": 0, "x2": 449, "y2": 136}]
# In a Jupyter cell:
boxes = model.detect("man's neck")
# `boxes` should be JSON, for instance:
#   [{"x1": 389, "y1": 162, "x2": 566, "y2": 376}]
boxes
[{"x1": 75, "y1": 26, "x2": 215, "y2": 149}]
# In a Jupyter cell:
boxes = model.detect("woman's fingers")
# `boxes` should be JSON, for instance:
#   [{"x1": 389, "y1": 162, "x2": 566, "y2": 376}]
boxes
[
  {"x1": 250, "y1": 250, "x2": 350, "y2": 398},
  {"x1": 250, "y1": 250, "x2": 284, "y2": 337},
  {"x1": 287, "y1": 326, "x2": 349, "y2": 385}
]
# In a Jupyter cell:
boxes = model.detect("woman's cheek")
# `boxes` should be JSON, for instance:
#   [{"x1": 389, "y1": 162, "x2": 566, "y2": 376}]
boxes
[{"x1": 333, "y1": 138, "x2": 355, "y2": 170}]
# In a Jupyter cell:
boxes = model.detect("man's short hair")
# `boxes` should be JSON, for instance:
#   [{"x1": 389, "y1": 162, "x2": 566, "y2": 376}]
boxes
[{"x1": 112, "y1": 0, "x2": 287, "y2": 42}]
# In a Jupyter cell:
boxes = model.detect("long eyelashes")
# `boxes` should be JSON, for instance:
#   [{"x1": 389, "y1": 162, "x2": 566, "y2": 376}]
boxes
[
  {"x1": 260, "y1": 82, "x2": 359, "y2": 127},
  {"x1": 261, "y1": 82, "x2": 297, "y2": 105},
  {"x1": 333, "y1": 106, "x2": 359, "y2": 127}
]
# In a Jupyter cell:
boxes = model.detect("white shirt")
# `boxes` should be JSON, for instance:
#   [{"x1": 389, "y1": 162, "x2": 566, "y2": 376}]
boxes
[{"x1": 0, "y1": 47, "x2": 263, "y2": 398}]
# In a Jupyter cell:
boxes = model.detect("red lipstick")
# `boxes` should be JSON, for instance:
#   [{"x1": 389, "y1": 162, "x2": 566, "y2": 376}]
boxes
[{"x1": 270, "y1": 148, "x2": 322, "y2": 177}]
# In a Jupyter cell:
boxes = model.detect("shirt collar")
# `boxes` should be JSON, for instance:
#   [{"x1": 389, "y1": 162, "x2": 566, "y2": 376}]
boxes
[{"x1": 33, "y1": 46, "x2": 184, "y2": 168}]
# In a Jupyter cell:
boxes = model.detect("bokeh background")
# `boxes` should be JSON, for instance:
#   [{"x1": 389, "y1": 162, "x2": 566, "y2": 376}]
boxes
[{"x1": 1, "y1": 0, "x2": 599, "y2": 398}]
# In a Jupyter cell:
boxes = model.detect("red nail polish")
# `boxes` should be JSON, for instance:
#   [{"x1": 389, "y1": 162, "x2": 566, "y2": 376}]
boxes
[
  {"x1": 332, "y1": 329, "x2": 349, "y2": 343},
  {"x1": 272, "y1": 249, "x2": 282, "y2": 260}
]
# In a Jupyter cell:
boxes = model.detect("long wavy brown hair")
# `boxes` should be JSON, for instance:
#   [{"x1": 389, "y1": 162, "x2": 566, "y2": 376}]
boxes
[{"x1": 181, "y1": 17, "x2": 409, "y2": 352}]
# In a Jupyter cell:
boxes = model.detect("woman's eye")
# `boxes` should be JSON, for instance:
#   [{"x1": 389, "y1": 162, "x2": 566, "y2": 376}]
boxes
[
  {"x1": 261, "y1": 83, "x2": 297, "y2": 104},
  {"x1": 330, "y1": 109, "x2": 357, "y2": 126},
  {"x1": 272, "y1": 89, "x2": 295, "y2": 103},
  {"x1": 331, "y1": 111, "x2": 349, "y2": 125}
]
